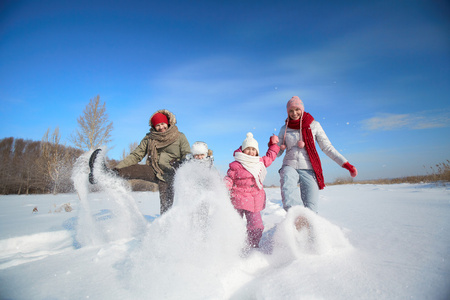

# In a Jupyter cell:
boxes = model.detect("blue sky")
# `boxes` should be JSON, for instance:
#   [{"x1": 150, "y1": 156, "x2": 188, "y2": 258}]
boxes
[{"x1": 1, "y1": 0, "x2": 449, "y2": 186}]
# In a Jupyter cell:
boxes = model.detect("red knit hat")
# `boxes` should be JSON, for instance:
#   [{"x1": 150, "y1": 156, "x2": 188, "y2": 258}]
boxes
[{"x1": 151, "y1": 113, "x2": 169, "y2": 127}]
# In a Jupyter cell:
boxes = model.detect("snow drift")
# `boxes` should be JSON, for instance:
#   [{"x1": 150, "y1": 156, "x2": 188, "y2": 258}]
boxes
[{"x1": 0, "y1": 150, "x2": 448, "y2": 299}]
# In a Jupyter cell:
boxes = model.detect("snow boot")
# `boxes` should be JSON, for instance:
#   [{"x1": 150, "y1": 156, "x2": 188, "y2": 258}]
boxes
[
  {"x1": 295, "y1": 214, "x2": 316, "y2": 247},
  {"x1": 88, "y1": 149, "x2": 107, "y2": 184},
  {"x1": 248, "y1": 228, "x2": 263, "y2": 248},
  {"x1": 295, "y1": 215, "x2": 311, "y2": 231}
]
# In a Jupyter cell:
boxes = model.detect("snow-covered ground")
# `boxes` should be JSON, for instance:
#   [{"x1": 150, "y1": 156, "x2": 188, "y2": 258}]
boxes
[{"x1": 0, "y1": 158, "x2": 449, "y2": 299}]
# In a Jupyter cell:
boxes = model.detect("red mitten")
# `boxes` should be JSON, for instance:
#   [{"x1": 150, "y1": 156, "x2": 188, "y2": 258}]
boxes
[
  {"x1": 268, "y1": 134, "x2": 279, "y2": 146},
  {"x1": 342, "y1": 162, "x2": 358, "y2": 177}
]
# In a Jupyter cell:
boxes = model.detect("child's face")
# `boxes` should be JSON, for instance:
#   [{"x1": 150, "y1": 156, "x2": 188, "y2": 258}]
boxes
[
  {"x1": 289, "y1": 107, "x2": 302, "y2": 120},
  {"x1": 243, "y1": 147, "x2": 258, "y2": 156},
  {"x1": 194, "y1": 154, "x2": 206, "y2": 160},
  {"x1": 155, "y1": 122, "x2": 168, "y2": 132}
]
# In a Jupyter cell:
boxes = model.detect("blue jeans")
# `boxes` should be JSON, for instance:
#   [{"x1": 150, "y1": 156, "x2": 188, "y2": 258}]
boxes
[{"x1": 280, "y1": 166, "x2": 319, "y2": 213}]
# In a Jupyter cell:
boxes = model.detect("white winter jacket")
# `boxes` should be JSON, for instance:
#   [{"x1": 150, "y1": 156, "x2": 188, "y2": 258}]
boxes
[{"x1": 277, "y1": 120, "x2": 347, "y2": 170}]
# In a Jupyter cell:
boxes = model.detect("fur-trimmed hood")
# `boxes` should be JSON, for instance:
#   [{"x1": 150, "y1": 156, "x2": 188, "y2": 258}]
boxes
[{"x1": 149, "y1": 109, "x2": 177, "y2": 130}]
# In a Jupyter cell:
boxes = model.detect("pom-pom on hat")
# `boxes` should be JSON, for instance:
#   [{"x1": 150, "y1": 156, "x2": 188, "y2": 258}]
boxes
[
  {"x1": 151, "y1": 113, "x2": 169, "y2": 127},
  {"x1": 242, "y1": 132, "x2": 259, "y2": 155},
  {"x1": 191, "y1": 141, "x2": 208, "y2": 156}
]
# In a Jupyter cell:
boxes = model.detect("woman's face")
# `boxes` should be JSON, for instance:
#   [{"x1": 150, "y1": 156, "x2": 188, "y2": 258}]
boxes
[
  {"x1": 155, "y1": 122, "x2": 168, "y2": 132},
  {"x1": 288, "y1": 107, "x2": 303, "y2": 120},
  {"x1": 243, "y1": 147, "x2": 258, "y2": 157}
]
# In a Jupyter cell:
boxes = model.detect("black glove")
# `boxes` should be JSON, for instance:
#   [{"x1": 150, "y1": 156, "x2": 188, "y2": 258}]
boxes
[{"x1": 169, "y1": 159, "x2": 183, "y2": 170}]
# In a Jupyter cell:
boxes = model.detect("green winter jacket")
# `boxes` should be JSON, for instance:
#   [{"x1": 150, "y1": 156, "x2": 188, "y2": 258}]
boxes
[{"x1": 115, "y1": 109, "x2": 191, "y2": 181}]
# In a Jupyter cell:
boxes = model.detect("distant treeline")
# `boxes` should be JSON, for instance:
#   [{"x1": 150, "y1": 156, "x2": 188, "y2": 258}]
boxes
[
  {"x1": 0, "y1": 136, "x2": 83, "y2": 195},
  {"x1": 3, "y1": 135, "x2": 447, "y2": 195},
  {"x1": 330, "y1": 160, "x2": 450, "y2": 186}
]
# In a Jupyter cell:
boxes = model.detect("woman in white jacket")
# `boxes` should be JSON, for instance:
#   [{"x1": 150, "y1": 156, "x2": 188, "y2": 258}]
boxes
[{"x1": 277, "y1": 96, "x2": 358, "y2": 213}]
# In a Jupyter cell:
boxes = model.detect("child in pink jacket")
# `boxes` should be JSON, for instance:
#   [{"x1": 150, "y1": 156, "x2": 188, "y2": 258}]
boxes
[{"x1": 225, "y1": 132, "x2": 280, "y2": 248}]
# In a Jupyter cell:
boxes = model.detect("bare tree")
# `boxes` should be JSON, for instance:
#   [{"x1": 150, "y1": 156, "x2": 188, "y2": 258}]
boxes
[
  {"x1": 39, "y1": 128, "x2": 66, "y2": 194},
  {"x1": 23, "y1": 141, "x2": 42, "y2": 194},
  {"x1": 121, "y1": 141, "x2": 147, "y2": 165},
  {"x1": 0, "y1": 137, "x2": 14, "y2": 194},
  {"x1": 121, "y1": 141, "x2": 139, "y2": 160},
  {"x1": 0, "y1": 136, "x2": 83, "y2": 195},
  {"x1": 70, "y1": 95, "x2": 113, "y2": 151},
  {"x1": 12, "y1": 138, "x2": 26, "y2": 194}
]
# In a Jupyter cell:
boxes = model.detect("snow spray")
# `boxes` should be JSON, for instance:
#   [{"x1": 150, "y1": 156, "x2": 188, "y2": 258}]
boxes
[
  {"x1": 128, "y1": 160, "x2": 247, "y2": 299},
  {"x1": 271, "y1": 206, "x2": 353, "y2": 264},
  {"x1": 72, "y1": 148, "x2": 147, "y2": 247}
]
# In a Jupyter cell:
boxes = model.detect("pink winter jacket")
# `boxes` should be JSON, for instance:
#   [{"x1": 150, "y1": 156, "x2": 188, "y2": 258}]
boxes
[{"x1": 225, "y1": 144, "x2": 280, "y2": 212}]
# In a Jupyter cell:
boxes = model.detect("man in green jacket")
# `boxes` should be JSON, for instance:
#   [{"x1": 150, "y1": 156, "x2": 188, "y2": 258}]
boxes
[{"x1": 90, "y1": 109, "x2": 191, "y2": 215}]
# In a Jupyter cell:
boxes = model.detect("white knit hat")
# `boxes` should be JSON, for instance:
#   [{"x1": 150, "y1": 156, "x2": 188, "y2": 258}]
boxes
[
  {"x1": 191, "y1": 141, "x2": 208, "y2": 156},
  {"x1": 241, "y1": 132, "x2": 259, "y2": 155}
]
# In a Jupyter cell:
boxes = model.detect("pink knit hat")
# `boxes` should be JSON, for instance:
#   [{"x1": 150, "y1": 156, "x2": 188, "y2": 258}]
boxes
[{"x1": 286, "y1": 96, "x2": 304, "y2": 114}]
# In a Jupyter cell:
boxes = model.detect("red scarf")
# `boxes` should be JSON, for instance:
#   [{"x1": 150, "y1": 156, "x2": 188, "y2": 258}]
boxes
[
  {"x1": 287, "y1": 118, "x2": 300, "y2": 129},
  {"x1": 288, "y1": 113, "x2": 325, "y2": 189}
]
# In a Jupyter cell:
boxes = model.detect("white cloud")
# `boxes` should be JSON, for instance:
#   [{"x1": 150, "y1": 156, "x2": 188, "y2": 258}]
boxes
[{"x1": 361, "y1": 111, "x2": 450, "y2": 131}]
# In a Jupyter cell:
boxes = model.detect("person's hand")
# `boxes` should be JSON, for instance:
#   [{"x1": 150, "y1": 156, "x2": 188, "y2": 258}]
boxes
[
  {"x1": 170, "y1": 159, "x2": 183, "y2": 170},
  {"x1": 342, "y1": 162, "x2": 358, "y2": 177},
  {"x1": 268, "y1": 134, "x2": 279, "y2": 146}
]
